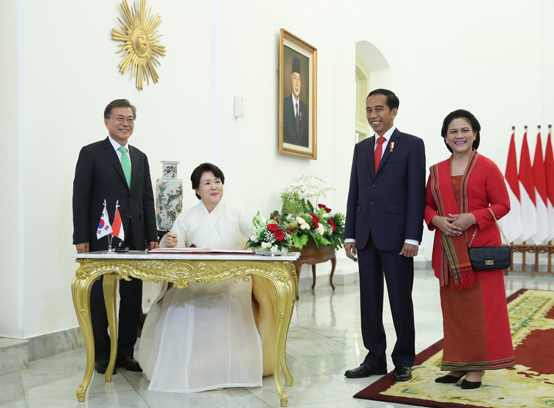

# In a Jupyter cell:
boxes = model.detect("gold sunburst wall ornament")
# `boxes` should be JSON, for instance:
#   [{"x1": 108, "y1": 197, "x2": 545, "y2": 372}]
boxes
[{"x1": 112, "y1": 0, "x2": 166, "y2": 91}]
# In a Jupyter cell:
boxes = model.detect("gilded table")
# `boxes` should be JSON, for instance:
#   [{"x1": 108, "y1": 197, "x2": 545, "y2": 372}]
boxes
[{"x1": 72, "y1": 251, "x2": 299, "y2": 407}]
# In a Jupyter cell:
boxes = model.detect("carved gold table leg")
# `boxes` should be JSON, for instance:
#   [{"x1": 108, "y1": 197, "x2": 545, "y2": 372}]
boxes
[
  {"x1": 103, "y1": 274, "x2": 118, "y2": 382},
  {"x1": 271, "y1": 263, "x2": 297, "y2": 407},
  {"x1": 71, "y1": 268, "x2": 101, "y2": 402}
]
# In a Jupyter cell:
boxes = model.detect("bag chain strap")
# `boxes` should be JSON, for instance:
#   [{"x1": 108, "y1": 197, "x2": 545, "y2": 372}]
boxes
[{"x1": 468, "y1": 208, "x2": 511, "y2": 248}]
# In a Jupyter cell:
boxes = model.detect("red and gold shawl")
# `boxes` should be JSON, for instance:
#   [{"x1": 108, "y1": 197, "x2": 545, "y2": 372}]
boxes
[{"x1": 429, "y1": 150, "x2": 479, "y2": 291}]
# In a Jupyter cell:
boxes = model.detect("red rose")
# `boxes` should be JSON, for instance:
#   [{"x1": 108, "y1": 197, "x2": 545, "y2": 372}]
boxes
[
  {"x1": 274, "y1": 231, "x2": 285, "y2": 241},
  {"x1": 318, "y1": 204, "x2": 332, "y2": 212},
  {"x1": 309, "y1": 213, "x2": 320, "y2": 222},
  {"x1": 267, "y1": 224, "x2": 279, "y2": 232},
  {"x1": 328, "y1": 219, "x2": 337, "y2": 232}
]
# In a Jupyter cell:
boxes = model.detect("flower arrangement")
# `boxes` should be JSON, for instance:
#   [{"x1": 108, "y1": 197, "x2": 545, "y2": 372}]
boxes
[
  {"x1": 245, "y1": 175, "x2": 345, "y2": 255},
  {"x1": 280, "y1": 175, "x2": 345, "y2": 251},
  {"x1": 245, "y1": 212, "x2": 296, "y2": 255}
]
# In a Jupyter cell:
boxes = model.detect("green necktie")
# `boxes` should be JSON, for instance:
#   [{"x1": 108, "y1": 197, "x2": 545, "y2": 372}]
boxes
[{"x1": 118, "y1": 146, "x2": 131, "y2": 188}]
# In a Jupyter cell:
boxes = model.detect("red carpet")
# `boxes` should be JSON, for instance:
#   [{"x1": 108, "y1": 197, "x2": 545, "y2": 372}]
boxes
[{"x1": 354, "y1": 289, "x2": 554, "y2": 408}]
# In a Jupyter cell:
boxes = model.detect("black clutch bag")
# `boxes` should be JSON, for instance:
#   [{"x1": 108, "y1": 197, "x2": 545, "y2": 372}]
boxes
[{"x1": 468, "y1": 209, "x2": 512, "y2": 271}]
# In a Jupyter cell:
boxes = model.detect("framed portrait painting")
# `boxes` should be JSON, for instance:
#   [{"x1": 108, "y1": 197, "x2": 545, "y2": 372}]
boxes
[{"x1": 279, "y1": 29, "x2": 317, "y2": 159}]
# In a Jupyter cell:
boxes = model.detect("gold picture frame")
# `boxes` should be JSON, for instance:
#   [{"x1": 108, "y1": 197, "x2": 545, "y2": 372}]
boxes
[{"x1": 279, "y1": 29, "x2": 317, "y2": 159}]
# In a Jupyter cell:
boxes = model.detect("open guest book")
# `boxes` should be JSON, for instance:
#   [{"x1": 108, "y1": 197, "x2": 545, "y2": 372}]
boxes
[{"x1": 147, "y1": 247, "x2": 253, "y2": 255}]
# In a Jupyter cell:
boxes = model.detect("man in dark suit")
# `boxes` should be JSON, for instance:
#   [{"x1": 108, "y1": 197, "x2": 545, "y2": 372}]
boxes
[
  {"x1": 283, "y1": 57, "x2": 309, "y2": 147},
  {"x1": 343, "y1": 89, "x2": 425, "y2": 382},
  {"x1": 73, "y1": 99, "x2": 159, "y2": 374}
]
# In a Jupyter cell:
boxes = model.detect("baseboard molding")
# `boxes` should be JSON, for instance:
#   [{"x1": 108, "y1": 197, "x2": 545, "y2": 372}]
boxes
[
  {"x1": 0, "y1": 338, "x2": 29, "y2": 375},
  {"x1": 27, "y1": 327, "x2": 85, "y2": 362}
]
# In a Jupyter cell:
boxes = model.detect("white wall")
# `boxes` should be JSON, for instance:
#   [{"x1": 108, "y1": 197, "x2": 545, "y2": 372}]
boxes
[
  {"x1": 0, "y1": 0, "x2": 22, "y2": 337},
  {"x1": 1, "y1": 0, "x2": 552, "y2": 338}
]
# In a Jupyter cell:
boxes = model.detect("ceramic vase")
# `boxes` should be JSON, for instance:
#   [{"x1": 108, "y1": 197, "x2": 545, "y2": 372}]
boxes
[{"x1": 155, "y1": 161, "x2": 183, "y2": 231}]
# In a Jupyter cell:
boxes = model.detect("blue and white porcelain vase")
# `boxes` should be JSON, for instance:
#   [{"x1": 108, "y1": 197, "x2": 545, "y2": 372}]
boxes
[{"x1": 155, "y1": 161, "x2": 183, "y2": 231}]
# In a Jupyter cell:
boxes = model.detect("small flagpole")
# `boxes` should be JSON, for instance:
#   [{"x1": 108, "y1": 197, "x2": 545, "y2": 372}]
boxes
[
  {"x1": 522, "y1": 126, "x2": 528, "y2": 272},
  {"x1": 116, "y1": 200, "x2": 122, "y2": 249},
  {"x1": 548, "y1": 125, "x2": 552, "y2": 262},
  {"x1": 107, "y1": 199, "x2": 114, "y2": 253}
]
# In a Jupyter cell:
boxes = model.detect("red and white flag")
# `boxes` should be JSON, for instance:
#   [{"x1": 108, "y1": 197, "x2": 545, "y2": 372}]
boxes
[
  {"x1": 518, "y1": 130, "x2": 538, "y2": 242},
  {"x1": 501, "y1": 131, "x2": 522, "y2": 243},
  {"x1": 532, "y1": 130, "x2": 549, "y2": 244},
  {"x1": 110, "y1": 200, "x2": 125, "y2": 241},
  {"x1": 545, "y1": 128, "x2": 554, "y2": 243},
  {"x1": 97, "y1": 200, "x2": 113, "y2": 239}
]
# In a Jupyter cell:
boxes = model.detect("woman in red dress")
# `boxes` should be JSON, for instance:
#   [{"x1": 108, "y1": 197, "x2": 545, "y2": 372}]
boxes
[{"x1": 425, "y1": 109, "x2": 515, "y2": 389}]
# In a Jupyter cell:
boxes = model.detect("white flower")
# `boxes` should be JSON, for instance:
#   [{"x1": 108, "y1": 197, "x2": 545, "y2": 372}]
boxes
[
  {"x1": 271, "y1": 245, "x2": 279, "y2": 253},
  {"x1": 322, "y1": 212, "x2": 330, "y2": 219},
  {"x1": 261, "y1": 242, "x2": 271, "y2": 249},
  {"x1": 316, "y1": 224, "x2": 325, "y2": 235},
  {"x1": 296, "y1": 216, "x2": 305, "y2": 224},
  {"x1": 250, "y1": 234, "x2": 259, "y2": 242},
  {"x1": 300, "y1": 223, "x2": 310, "y2": 230}
]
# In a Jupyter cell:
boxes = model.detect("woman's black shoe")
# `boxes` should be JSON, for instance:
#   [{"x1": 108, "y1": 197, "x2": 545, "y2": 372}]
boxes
[
  {"x1": 461, "y1": 379, "x2": 482, "y2": 389},
  {"x1": 435, "y1": 374, "x2": 463, "y2": 383}
]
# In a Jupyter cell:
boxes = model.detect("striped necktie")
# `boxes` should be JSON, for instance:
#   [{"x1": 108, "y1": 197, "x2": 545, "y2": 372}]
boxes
[{"x1": 118, "y1": 146, "x2": 131, "y2": 188}]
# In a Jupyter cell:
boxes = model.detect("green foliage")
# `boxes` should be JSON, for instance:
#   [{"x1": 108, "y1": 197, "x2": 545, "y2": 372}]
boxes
[
  {"x1": 293, "y1": 233, "x2": 309, "y2": 249},
  {"x1": 281, "y1": 192, "x2": 304, "y2": 217}
]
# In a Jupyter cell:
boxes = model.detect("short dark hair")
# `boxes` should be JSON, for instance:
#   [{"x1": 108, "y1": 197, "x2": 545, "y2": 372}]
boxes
[
  {"x1": 190, "y1": 163, "x2": 225, "y2": 200},
  {"x1": 104, "y1": 99, "x2": 137, "y2": 120},
  {"x1": 367, "y1": 89, "x2": 400, "y2": 111},
  {"x1": 441, "y1": 109, "x2": 481, "y2": 153}
]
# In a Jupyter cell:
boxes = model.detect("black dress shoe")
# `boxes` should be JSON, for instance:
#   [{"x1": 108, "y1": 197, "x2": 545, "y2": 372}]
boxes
[
  {"x1": 435, "y1": 374, "x2": 463, "y2": 383},
  {"x1": 344, "y1": 364, "x2": 387, "y2": 378},
  {"x1": 116, "y1": 356, "x2": 142, "y2": 372},
  {"x1": 461, "y1": 379, "x2": 482, "y2": 389},
  {"x1": 392, "y1": 366, "x2": 412, "y2": 382},
  {"x1": 95, "y1": 360, "x2": 116, "y2": 374}
]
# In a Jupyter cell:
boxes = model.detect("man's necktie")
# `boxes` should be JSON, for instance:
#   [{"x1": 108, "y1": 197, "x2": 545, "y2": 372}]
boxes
[
  {"x1": 118, "y1": 146, "x2": 131, "y2": 188},
  {"x1": 374, "y1": 136, "x2": 386, "y2": 172},
  {"x1": 295, "y1": 103, "x2": 299, "y2": 133}
]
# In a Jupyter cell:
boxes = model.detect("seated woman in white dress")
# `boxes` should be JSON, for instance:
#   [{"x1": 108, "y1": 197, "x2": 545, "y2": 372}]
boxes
[{"x1": 138, "y1": 163, "x2": 276, "y2": 392}]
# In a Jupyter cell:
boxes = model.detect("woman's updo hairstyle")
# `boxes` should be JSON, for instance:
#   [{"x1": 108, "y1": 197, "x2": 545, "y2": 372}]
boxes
[
  {"x1": 441, "y1": 109, "x2": 481, "y2": 153},
  {"x1": 190, "y1": 163, "x2": 225, "y2": 200}
]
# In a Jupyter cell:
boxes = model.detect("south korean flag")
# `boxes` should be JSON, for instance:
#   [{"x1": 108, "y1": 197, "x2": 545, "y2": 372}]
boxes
[{"x1": 97, "y1": 200, "x2": 113, "y2": 239}]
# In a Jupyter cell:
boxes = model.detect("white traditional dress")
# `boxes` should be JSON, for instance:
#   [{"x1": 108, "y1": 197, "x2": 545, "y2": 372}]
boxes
[{"x1": 138, "y1": 200, "x2": 276, "y2": 392}]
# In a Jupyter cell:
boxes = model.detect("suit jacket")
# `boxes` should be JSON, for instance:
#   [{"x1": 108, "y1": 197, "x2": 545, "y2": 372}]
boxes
[
  {"x1": 72, "y1": 137, "x2": 157, "y2": 251},
  {"x1": 283, "y1": 94, "x2": 309, "y2": 147},
  {"x1": 345, "y1": 129, "x2": 426, "y2": 251}
]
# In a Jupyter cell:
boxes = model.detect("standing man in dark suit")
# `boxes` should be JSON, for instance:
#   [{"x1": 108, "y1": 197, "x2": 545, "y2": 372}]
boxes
[
  {"x1": 344, "y1": 89, "x2": 425, "y2": 382},
  {"x1": 73, "y1": 99, "x2": 159, "y2": 374},
  {"x1": 283, "y1": 57, "x2": 309, "y2": 147}
]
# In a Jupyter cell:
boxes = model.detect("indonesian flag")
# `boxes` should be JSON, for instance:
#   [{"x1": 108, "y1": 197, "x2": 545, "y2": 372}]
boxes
[
  {"x1": 545, "y1": 129, "x2": 554, "y2": 242},
  {"x1": 97, "y1": 200, "x2": 113, "y2": 239},
  {"x1": 518, "y1": 130, "x2": 538, "y2": 242},
  {"x1": 110, "y1": 201, "x2": 125, "y2": 241},
  {"x1": 501, "y1": 131, "x2": 522, "y2": 243},
  {"x1": 532, "y1": 131, "x2": 549, "y2": 244}
]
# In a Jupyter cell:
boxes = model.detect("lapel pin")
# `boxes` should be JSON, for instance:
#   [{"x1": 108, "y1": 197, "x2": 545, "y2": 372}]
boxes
[{"x1": 390, "y1": 142, "x2": 394, "y2": 152}]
